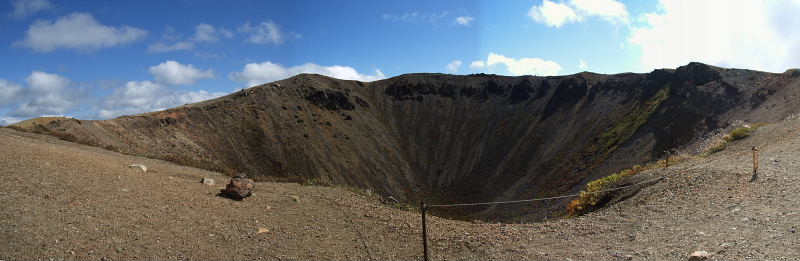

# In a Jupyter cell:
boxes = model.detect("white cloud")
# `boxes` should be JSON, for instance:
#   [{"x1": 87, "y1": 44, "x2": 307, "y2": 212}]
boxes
[
  {"x1": 0, "y1": 71, "x2": 225, "y2": 121},
  {"x1": 570, "y1": 0, "x2": 628, "y2": 24},
  {"x1": 470, "y1": 60, "x2": 486, "y2": 70},
  {"x1": 238, "y1": 21, "x2": 298, "y2": 45},
  {"x1": 96, "y1": 81, "x2": 226, "y2": 119},
  {"x1": 474, "y1": 52, "x2": 562, "y2": 76},
  {"x1": 0, "y1": 116, "x2": 22, "y2": 126},
  {"x1": 0, "y1": 79, "x2": 23, "y2": 106},
  {"x1": 628, "y1": 0, "x2": 800, "y2": 72},
  {"x1": 13, "y1": 71, "x2": 78, "y2": 117},
  {"x1": 528, "y1": 0, "x2": 581, "y2": 28},
  {"x1": 147, "y1": 41, "x2": 194, "y2": 53},
  {"x1": 454, "y1": 16, "x2": 475, "y2": 26},
  {"x1": 230, "y1": 61, "x2": 385, "y2": 87},
  {"x1": 383, "y1": 11, "x2": 450, "y2": 24},
  {"x1": 19, "y1": 12, "x2": 147, "y2": 52},
  {"x1": 528, "y1": 0, "x2": 628, "y2": 28},
  {"x1": 9, "y1": 0, "x2": 53, "y2": 19},
  {"x1": 147, "y1": 23, "x2": 234, "y2": 53},
  {"x1": 148, "y1": 60, "x2": 214, "y2": 85},
  {"x1": 193, "y1": 23, "x2": 234, "y2": 43},
  {"x1": 445, "y1": 60, "x2": 462, "y2": 73},
  {"x1": 578, "y1": 59, "x2": 588, "y2": 70}
]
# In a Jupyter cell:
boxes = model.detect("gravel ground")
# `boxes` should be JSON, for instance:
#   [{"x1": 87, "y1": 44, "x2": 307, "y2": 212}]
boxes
[{"x1": 2, "y1": 118, "x2": 800, "y2": 260}]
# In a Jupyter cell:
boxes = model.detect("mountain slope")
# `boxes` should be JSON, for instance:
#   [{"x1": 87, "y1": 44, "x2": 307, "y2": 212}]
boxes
[
  {"x1": 3, "y1": 115, "x2": 800, "y2": 260},
  {"x1": 13, "y1": 62, "x2": 800, "y2": 220}
]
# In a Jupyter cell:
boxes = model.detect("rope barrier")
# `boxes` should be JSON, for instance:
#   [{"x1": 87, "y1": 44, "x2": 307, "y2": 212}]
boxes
[{"x1": 426, "y1": 176, "x2": 665, "y2": 208}]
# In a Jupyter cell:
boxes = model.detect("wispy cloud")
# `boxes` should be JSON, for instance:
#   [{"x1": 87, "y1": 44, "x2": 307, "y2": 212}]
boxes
[
  {"x1": 453, "y1": 16, "x2": 475, "y2": 26},
  {"x1": 8, "y1": 0, "x2": 53, "y2": 19},
  {"x1": 238, "y1": 21, "x2": 300, "y2": 45},
  {"x1": 192, "y1": 23, "x2": 234, "y2": 43},
  {"x1": 148, "y1": 23, "x2": 234, "y2": 53},
  {"x1": 148, "y1": 41, "x2": 193, "y2": 53}
]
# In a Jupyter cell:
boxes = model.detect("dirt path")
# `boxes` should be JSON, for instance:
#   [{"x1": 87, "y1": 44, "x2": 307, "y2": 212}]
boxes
[{"x1": 3, "y1": 118, "x2": 800, "y2": 260}]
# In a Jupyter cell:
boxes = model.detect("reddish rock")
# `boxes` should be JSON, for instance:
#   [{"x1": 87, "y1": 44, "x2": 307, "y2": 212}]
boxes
[{"x1": 220, "y1": 175, "x2": 254, "y2": 200}]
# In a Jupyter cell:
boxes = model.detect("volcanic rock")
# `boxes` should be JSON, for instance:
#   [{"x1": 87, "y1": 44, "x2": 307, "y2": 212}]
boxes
[{"x1": 220, "y1": 176, "x2": 254, "y2": 200}]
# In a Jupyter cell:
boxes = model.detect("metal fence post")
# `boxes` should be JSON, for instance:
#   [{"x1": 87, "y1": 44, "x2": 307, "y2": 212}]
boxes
[
  {"x1": 750, "y1": 145, "x2": 759, "y2": 182},
  {"x1": 421, "y1": 201, "x2": 429, "y2": 261}
]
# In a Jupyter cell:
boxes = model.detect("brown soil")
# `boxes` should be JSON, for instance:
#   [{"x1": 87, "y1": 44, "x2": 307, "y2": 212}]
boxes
[{"x1": 3, "y1": 115, "x2": 800, "y2": 260}]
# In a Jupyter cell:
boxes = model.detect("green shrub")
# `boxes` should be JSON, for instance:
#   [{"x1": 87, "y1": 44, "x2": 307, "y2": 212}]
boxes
[
  {"x1": 708, "y1": 143, "x2": 727, "y2": 153},
  {"x1": 567, "y1": 153, "x2": 690, "y2": 216},
  {"x1": 302, "y1": 175, "x2": 334, "y2": 186},
  {"x1": 724, "y1": 126, "x2": 752, "y2": 142},
  {"x1": 701, "y1": 123, "x2": 764, "y2": 157}
]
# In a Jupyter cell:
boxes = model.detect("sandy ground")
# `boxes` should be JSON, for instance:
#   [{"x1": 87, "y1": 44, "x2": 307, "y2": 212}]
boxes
[{"x1": 3, "y1": 118, "x2": 800, "y2": 260}]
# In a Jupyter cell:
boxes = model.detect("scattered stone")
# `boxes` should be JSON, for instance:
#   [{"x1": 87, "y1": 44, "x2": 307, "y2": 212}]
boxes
[
  {"x1": 128, "y1": 164, "x2": 147, "y2": 172},
  {"x1": 386, "y1": 196, "x2": 400, "y2": 204},
  {"x1": 256, "y1": 227, "x2": 270, "y2": 234},
  {"x1": 689, "y1": 250, "x2": 712, "y2": 261},
  {"x1": 220, "y1": 175, "x2": 254, "y2": 200},
  {"x1": 288, "y1": 195, "x2": 301, "y2": 202},
  {"x1": 625, "y1": 254, "x2": 633, "y2": 260},
  {"x1": 201, "y1": 177, "x2": 215, "y2": 186}
]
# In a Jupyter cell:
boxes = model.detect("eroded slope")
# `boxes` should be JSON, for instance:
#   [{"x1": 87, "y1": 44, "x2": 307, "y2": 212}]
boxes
[{"x1": 13, "y1": 62, "x2": 800, "y2": 220}]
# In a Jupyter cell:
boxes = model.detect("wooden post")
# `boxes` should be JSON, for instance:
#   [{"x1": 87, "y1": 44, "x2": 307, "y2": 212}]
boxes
[
  {"x1": 664, "y1": 150, "x2": 669, "y2": 170},
  {"x1": 421, "y1": 202, "x2": 429, "y2": 261},
  {"x1": 750, "y1": 145, "x2": 759, "y2": 182}
]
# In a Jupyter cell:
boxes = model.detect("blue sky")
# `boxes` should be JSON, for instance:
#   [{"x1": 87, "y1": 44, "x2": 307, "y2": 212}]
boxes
[{"x1": 1, "y1": 0, "x2": 799, "y2": 125}]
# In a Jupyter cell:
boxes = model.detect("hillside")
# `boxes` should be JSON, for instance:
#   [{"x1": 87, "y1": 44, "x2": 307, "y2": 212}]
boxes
[
  {"x1": 11, "y1": 62, "x2": 800, "y2": 220},
  {"x1": 3, "y1": 115, "x2": 800, "y2": 260}
]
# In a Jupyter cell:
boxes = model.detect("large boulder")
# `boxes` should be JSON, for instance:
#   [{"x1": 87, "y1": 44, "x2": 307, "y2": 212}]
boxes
[{"x1": 220, "y1": 174, "x2": 254, "y2": 200}]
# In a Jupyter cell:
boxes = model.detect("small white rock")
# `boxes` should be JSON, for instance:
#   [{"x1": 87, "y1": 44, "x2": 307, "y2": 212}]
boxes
[
  {"x1": 128, "y1": 164, "x2": 147, "y2": 172},
  {"x1": 201, "y1": 177, "x2": 215, "y2": 186},
  {"x1": 689, "y1": 250, "x2": 712, "y2": 261}
]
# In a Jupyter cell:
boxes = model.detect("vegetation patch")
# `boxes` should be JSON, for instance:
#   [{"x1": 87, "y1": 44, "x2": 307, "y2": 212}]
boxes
[
  {"x1": 584, "y1": 85, "x2": 671, "y2": 159},
  {"x1": 700, "y1": 123, "x2": 765, "y2": 158},
  {"x1": 302, "y1": 174, "x2": 334, "y2": 186},
  {"x1": 567, "y1": 153, "x2": 690, "y2": 216}
]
